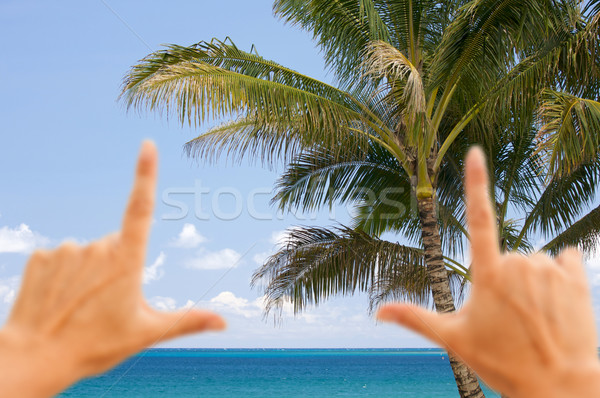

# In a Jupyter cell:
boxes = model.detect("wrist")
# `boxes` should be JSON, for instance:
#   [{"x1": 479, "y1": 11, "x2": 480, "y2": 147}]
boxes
[
  {"x1": 515, "y1": 361, "x2": 600, "y2": 398},
  {"x1": 0, "y1": 326, "x2": 79, "y2": 397}
]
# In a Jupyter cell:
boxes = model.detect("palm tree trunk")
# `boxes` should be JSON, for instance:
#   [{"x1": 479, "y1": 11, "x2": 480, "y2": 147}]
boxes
[{"x1": 417, "y1": 196, "x2": 485, "y2": 398}]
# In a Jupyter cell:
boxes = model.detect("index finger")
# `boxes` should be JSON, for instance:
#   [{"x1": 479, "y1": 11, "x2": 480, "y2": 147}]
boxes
[
  {"x1": 121, "y1": 141, "x2": 158, "y2": 260},
  {"x1": 465, "y1": 147, "x2": 500, "y2": 277}
]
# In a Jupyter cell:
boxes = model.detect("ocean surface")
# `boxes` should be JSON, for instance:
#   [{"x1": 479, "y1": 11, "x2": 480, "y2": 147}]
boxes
[{"x1": 59, "y1": 349, "x2": 500, "y2": 397}]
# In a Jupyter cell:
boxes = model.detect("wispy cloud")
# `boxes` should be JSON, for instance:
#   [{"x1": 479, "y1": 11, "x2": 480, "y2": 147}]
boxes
[
  {"x1": 185, "y1": 248, "x2": 242, "y2": 270},
  {"x1": 0, "y1": 276, "x2": 20, "y2": 305},
  {"x1": 207, "y1": 291, "x2": 263, "y2": 318},
  {"x1": 252, "y1": 229, "x2": 295, "y2": 265},
  {"x1": 269, "y1": 229, "x2": 290, "y2": 247},
  {"x1": 146, "y1": 291, "x2": 430, "y2": 348},
  {"x1": 202, "y1": 291, "x2": 328, "y2": 324},
  {"x1": 0, "y1": 224, "x2": 49, "y2": 254},
  {"x1": 144, "y1": 251, "x2": 166, "y2": 284},
  {"x1": 252, "y1": 251, "x2": 271, "y2": 265},
  {"x1": 170, "y1": 223, "x2": 206, "y2": 249},
  {"x1": 148, "y1": 296, "x2": 178, "y2": 311}
]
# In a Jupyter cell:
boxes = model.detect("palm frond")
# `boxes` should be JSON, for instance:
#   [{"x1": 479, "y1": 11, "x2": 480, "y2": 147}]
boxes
[
  {"x1": 435, "y1": 5, "x2": 600, "y2": 170},
  {"x1": 542, "y1": 204, "x2": 600, "y2": 256},
  {"x1": 431, "y1": 0, "x2": 559, "y2": 92},
  {"x1": 123, "y1": 60, "x2": 365, "y2": 137},
  {"x1": 273, "y1": 142, "x2": 406, "y2": 213},
  {"x1": 584, "y1": 0, "x2": 600, "y2": 18},
  {"x1": 518, "y1": 159, "x2": 600, "y2": 245},
  {"x1": 122, "y1": 39, "x2": 361, "y2": 108},
  {"x1": 501, "y1": 219, "x2": 534, "y2": 253},
  {"x1": 537, "y1": 90, "x2": 600, "y2": 177},
  {"x1": 273, "y1": 0, "x2": 391, "y2": 83},
  {"x1": 183, "y1": 117, "x2": 303, "y2": 168},
  {"x1": 363, "y1": 40, "x2": 427, "y2": 117},
  {"x1": 369, "y1": 267, "x2": 466, "y2": 312},
  {"x1": 251, "y1": 225, "x2": 466, "y2": 316},
  {"x1": 121, "y1": 39, "x2": 409, "y2": 168}
]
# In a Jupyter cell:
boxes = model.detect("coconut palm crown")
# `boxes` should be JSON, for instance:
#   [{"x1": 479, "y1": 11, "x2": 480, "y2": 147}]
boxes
[{"x1": 120, "y1": 1, "x2": 600, "y2": 396}]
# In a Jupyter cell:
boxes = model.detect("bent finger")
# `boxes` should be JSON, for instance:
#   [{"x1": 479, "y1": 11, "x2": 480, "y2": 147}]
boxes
[
  {"x1": 377, "y1": 304, "x2": 452, "y2": 349},
  {"x1": 152, "y1": 309, "x2": 226, "y2": 342}
]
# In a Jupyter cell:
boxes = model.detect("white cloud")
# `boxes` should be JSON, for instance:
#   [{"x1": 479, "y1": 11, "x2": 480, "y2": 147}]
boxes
[
  {"x1": 148, "y1": 292, "x2": 272, "y2": 319},
  {"x1": 149, "y1": 292, "x2": 434, "y2": 348},
  {"x1": 185, "y1": 248, "x2": 242, "y2": 270},
  {"x1": 0, "y1": 224, "x2": 49, "y2": 254},
  {"x1": 181, "y1": 299, "x2": 196, "y2": 310},
  {"x1": 0, "y1": 276, "x2": 20, "y2": 305},
  {"x1": 252, "y1": 229, "x2": 295, "y2": 265},
  {"x1": 148, "y1": 296, "x2": 178, "y2": 311},
  {"x1": 143, "y1": 252, "x2": 166, "y2": 284},
  {"x1": 170, "y1": 224, "x2": 206, "y2": 249},
  {"x1": 269, "y1": 229, "x2": 290, "y2": 247},
  {"x1": 148, "y1": 296, "x2": 200, "y2": 312},
  {"x1": 204, "y1": 291, "x2": 320, "y2": 322},
  {"x1": 253, "y1": 250, "x2": 271, "y2": 265},
  {"x1": 207, "y1": 291, "x2": 262, "y2": 318}
]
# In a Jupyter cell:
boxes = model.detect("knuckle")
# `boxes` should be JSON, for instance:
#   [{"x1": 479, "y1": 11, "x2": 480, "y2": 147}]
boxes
[
  {"x1": 468, "y1": 207, "x2": 492, "y2": 228},
  {"x1": 531, "y1": 252, "x2": 550, "y2": 263},
  {"x1": 29, "y1": 249, "x2": 50, "y2": 263},
  {"x1": 504, "y1": 253, "x2": 527, "y2": 268},
  {"x1": 57, "y1": 241, "x2": 80, "y2": 256},
  {"x1": 83, "y1": 241, "x2": 106, "y2": 257},
  {"x1": 562, "y1": 247, "x2": 582, "y2": 260},
  {"x1": 469, "y1": 203, "x2": 493, "y2": 226}
]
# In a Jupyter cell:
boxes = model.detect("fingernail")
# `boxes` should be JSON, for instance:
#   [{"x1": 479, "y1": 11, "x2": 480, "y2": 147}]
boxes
[
  {"x1": 376, "y1": 308, "x2": 395, "y2": 323},
  {"x1": 140, "y1": 140, "x2": 156, "y2": 161},
  {"x1": 467, "y1": 146, "x2": 485, "y2": 164},
  {"x1": 206, "y1": 316, "x2": 227, "y2": 331}
]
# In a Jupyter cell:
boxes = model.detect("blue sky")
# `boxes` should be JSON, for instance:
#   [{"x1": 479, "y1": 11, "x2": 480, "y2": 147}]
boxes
[
  {"x1": 1, "y1": 0, "x2": 599, "y2": 349},
  {"x1": 0, "y1": 0, "x2": 427, "y2": 348}
]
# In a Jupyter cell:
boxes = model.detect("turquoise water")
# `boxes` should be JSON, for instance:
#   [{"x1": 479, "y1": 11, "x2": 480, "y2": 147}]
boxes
[{"x1": 59, "y1": 349, "x2": 499, "y2": 397}]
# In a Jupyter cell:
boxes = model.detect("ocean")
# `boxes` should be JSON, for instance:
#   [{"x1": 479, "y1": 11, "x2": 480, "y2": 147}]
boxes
[{"x1": 58, "y1": 349, "x2": 500, "y2": 397}]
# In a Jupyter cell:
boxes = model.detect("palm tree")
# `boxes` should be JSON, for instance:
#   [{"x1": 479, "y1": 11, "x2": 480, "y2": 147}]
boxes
[
  {"x1": 250, "y1": 110, "x2": 600, "y2": 388},
  {"x1": 120, "y1": 1, "x2": 600, "y2": 396},
  {"x1": 251, "y1": 140, "x2": 472, "y2": 316}
]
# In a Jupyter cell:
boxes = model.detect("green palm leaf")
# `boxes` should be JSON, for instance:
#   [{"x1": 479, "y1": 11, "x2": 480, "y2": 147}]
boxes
[
  {"x1": 251, "y1": 225, "x2": 468, "y2": 316},
  {"x1": 537, "y1": 90, "x2": 600, "y2": 177},
  {"x1": 542, "y1": 204, "x2": 600, "y2": 255},
  {"x1": 273, "y1": 142, "x2": 406, "y2": 212},
  {"x1": 516, "y1": 160, "x2": 600, "y2": 247},
  {"x1": 369, "y1": 264, "x2": 466, "y2": 312},
  {"x1": 273, "y1": 0, "x2": 392, "y2": 83},
  {"x1": 121, "y1": 39, "x2": 411, "y2": 170},
  {"x1": 183, "y1": 116, "x2": 305, "y2": 168}
]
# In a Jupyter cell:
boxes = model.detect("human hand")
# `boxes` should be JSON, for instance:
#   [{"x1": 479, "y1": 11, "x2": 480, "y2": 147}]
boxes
[
  {"x1": 0, "y1": 141, "x2": 225, "y2": 397},
  {"x1": 377, "y1": 147, "x2": 600, "y2": 397}
]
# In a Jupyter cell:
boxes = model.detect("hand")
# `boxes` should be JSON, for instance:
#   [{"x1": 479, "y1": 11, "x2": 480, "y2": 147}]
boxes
[
  {"x1": 0, "y1": 141, "x2": 225, "y2": 397},
  {"x1": 377, "y1": 147, "x2": 600, "y2": 398}
]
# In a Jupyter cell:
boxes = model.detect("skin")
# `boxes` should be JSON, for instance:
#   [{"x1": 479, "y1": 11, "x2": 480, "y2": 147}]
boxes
[
  {"x1": 0, "y1": 144, "x2": 598, "y2": 397},
  {"x1": 377, "y1": 147, "x2": 600, "y2": 397},
  {"x1": 0, "y1": 141, "x2": 226, "y2": 397}
]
